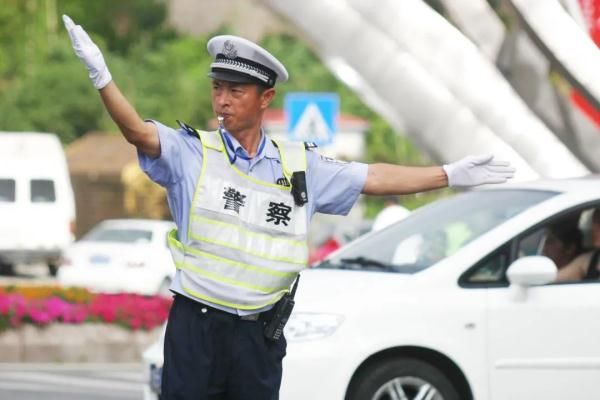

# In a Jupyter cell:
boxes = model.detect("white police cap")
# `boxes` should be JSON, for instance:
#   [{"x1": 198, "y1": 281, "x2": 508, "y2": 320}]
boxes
[{"x1": 207, "y1": 35, "x2": 288, "y2": 88}]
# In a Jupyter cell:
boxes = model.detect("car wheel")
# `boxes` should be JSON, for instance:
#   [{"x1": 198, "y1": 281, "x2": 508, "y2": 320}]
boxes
[
  {"x1": 157, "y1": 277, "x2": 172, "y2": 298},
  {"x1": 347, "y1": 357, "x2": 460, "y2": 400}
]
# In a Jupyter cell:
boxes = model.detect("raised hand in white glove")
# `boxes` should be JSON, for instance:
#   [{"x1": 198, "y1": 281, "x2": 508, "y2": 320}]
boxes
[
  {"x1": 62, "y1": 14, "x2": 112, "y2": 90},
  {"x1": 442, "y1": 154, "x2": 515, "y2": 187}
]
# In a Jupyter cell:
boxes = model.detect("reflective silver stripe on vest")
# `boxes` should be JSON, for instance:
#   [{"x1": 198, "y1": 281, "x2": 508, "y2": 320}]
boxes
[
  {"x1": 168, "y1": 130, "x2": 309, "y2": 310},
  {"x1": 168, "y1": 230, "x2": 290, "y2": 309},
  {"x1": 190, "y1": 214, "x2": 308, "y2": 265}
]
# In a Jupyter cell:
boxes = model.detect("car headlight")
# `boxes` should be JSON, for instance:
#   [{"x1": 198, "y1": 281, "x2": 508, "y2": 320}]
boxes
[{"x1": 284, "y1": 312, "x2": 344, "y2": 342}]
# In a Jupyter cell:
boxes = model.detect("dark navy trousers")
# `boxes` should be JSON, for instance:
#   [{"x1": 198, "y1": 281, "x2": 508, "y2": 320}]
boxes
[{"x1": 161, "y1": 294, "x2": 287, "y2": 400}]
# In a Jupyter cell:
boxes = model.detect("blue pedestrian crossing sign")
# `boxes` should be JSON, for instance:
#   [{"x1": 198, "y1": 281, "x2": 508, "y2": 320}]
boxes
[{"x1": 284, "y1": 93, "x2": 339, "y2": 145}]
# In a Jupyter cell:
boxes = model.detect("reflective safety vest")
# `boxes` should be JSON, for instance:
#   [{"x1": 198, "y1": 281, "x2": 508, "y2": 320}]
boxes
[{"x1": 167, "y1": 130, "x2": 309, "y2": 310}]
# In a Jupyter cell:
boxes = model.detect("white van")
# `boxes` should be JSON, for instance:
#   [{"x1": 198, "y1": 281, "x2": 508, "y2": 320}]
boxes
[{"x1": 0, "y1": 132, "x2": 76, "y2": 276}]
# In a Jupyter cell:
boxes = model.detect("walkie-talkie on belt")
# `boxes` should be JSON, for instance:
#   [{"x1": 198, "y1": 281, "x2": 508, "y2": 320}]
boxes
[{"x1": 263, "y1": 275, "x2": 300, "y2": 341}]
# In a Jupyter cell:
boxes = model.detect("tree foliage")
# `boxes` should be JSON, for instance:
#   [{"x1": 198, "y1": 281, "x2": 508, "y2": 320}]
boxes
[
  {"x1": 0, "y1": 42, "x2": 104, "y2": 143},
  {"x1": 57, "y1": 0, "x2": 175, "y2": 54}
]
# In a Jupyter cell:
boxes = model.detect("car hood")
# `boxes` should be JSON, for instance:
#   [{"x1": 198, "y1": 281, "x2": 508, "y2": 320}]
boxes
[{"x1": 294, "y1": 268, "x2": 416, "y2": 313}]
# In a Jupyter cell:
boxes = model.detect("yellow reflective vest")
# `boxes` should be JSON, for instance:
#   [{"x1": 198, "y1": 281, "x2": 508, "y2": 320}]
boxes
[{"x1": 167, "y1": 130, "x2": 309, "y2": 310}]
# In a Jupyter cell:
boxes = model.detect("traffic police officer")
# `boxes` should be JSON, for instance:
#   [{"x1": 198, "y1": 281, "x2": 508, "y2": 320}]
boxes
[{"x1": 63, "y1": 14, "x2": 515, "y2": 400}]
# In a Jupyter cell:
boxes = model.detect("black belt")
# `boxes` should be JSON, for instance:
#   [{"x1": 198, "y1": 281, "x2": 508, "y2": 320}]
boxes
[{"x1": 175, "y1": 294, "x2": 273, "y2": 322}]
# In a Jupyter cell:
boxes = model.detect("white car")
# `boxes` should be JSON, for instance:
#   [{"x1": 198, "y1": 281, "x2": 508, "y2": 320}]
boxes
[
  {"x1": 142, "y1": 178, "x2": 600, "y2": 400},
  {"x1": 58, "y1": 219, "x2": 176, "y2": 296}
]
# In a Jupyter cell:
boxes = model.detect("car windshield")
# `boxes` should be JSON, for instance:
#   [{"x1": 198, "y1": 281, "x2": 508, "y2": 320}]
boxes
[
  {"x1": 82, "y1": 227, "x2": 153, "y2": 243},
  {"x1": 319, "y1": 189, "x2": 556, "y2": 274}
]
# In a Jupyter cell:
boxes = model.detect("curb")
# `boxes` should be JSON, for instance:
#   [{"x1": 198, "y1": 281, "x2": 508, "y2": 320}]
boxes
[{"x1": 0, "y1": 323, "x2": 161, "y2": 363}]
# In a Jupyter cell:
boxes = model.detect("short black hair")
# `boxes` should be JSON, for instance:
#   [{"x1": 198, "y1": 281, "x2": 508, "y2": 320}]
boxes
[{"x1": 548, "y1": 217, "x2": 582, "y2": 250}]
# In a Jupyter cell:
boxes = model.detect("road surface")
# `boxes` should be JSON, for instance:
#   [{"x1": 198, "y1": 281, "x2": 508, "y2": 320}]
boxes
[{"x1": 0, "y1": 363, "x2": 144, "y2": 400}]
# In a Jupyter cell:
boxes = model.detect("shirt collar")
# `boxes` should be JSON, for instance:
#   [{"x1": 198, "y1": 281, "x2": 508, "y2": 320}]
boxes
[{"x1": 219, "y1": 127, "x2": 268, "y2": 162}]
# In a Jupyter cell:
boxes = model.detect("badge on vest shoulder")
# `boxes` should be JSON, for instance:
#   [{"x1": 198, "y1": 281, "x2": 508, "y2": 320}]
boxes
[
  {"x1": 304, "y1": 142, "x2": 318, "y2": 150},
  {"x1": 276, "y1": 177, "x2": 291, "y2": 187}
]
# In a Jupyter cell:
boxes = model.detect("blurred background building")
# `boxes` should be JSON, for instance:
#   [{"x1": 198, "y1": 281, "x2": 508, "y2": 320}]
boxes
[{"x1": 66, "y1": 133, "x2": 168, "y2": 238}]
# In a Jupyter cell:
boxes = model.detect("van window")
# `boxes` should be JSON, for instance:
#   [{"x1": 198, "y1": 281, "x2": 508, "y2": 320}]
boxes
[
  {"x1": 30, "y1": 179, "x2": 56, "y2": 203},
  {"x1": 0, "y1": 179, "x2": 16, "y2": 202}
]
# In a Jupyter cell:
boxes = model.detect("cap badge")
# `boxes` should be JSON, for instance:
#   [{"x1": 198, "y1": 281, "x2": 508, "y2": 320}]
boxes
[{"x1": 222, "y1": 40, "x2": 238, "y2": 59}]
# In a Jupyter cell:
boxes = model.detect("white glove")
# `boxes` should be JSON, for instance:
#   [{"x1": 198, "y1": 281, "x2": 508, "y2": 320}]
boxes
[
  {"x1": 442, "y1": 154, "x2": 515, "y2": 187},
  {"x1": 62, "y1": 15, "x2": 112, "y2": 90}
]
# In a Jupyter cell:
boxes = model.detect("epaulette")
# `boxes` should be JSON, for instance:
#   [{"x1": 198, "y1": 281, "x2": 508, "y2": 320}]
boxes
[
  {"x1": 271, "y1": 140, "x2": 318, "y2": 151},
  {"x1": 176, "y1": 120, "x2": 200, "y2": 139}
]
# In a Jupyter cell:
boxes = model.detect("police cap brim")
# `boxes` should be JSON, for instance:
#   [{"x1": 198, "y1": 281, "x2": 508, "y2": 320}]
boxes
[{"x1": 208, "y1": 69, "x2": 267, "y2": 86}]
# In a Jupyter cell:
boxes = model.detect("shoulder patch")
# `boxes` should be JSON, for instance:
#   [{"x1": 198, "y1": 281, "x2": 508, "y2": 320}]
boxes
[
  {"x1": 176, "y1": 120, "x2": 200, "y2": 139},
  {"x1": 304, "y1": 142, "x2": 318, "y2": 150}
]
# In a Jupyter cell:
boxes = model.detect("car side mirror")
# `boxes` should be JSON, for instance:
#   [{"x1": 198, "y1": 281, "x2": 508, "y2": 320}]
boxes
[{"x1": 506, "y1": 256, "x2": 557, "y2": 287}]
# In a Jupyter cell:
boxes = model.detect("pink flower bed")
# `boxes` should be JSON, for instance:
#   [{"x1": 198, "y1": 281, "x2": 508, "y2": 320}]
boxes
[{"x1": 0, "y1": 292, "x2": 172, "y2": 332}]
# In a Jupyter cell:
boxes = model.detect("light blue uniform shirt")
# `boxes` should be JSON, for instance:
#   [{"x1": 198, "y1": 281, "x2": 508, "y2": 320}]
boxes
[{"x1": 139, "y1": 120, "x2": 368, "y2": 314}]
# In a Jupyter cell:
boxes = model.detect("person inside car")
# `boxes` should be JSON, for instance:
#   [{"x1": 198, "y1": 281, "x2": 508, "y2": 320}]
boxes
[
  {"x1": 556, "y1": 207, "x2": 600, "y2": 282},
  {"x1": 542, "y1": 216, "x2": 583, "y2": 269}
]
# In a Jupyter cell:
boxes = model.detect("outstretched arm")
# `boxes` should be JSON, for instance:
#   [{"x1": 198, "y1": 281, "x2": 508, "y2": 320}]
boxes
[
  {"x1": 62, "y1": 15, "x2": 159, "y2": 158},
  {"x1": 362, "y1": 154, "x2": 515, "y2": 195},
  {"x1": 363, "y1": 164, "x2": 447, "y2": 195}
]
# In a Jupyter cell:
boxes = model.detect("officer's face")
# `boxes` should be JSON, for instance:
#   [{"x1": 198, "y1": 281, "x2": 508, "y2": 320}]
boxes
[{"x1": 211, "y1": 79, "x2": 275, "y2": 135}]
